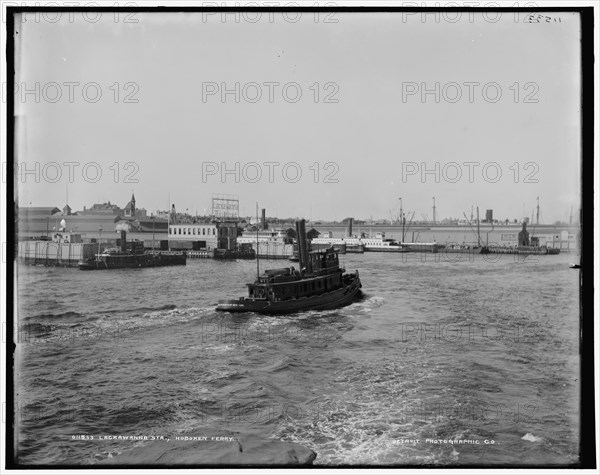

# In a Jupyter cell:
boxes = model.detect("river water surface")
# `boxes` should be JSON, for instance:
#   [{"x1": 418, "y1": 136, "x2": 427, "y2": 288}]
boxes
[{"x1": 15, "y1": 251, "x2": 581, "y2": 466}]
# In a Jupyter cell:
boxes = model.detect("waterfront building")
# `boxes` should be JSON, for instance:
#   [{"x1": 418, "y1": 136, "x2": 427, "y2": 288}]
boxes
[
  {"x1": 19, "y1": 195, "x2": 157, "y2": 241},
  {"x1": 168, "y1": 222, "x2": 218, "y2": 249}
]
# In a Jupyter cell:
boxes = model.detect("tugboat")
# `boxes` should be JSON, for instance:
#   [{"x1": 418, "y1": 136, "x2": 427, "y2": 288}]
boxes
[{"x1": 216, "y1": 219, "x2": 362, "y2": 314}]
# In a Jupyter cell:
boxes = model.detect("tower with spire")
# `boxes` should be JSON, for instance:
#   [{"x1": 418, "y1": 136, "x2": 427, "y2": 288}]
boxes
[{"x1": 124, "y1": 193, "x2": 136, "y2": 218}]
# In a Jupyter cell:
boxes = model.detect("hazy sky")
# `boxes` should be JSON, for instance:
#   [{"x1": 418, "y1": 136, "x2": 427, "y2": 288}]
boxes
[{"x1": 14, "y1": 10, "x2": 581, "y2": 223}]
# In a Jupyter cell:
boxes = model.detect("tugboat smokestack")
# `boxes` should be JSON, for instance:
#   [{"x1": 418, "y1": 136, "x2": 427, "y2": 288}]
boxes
[
  {"x1": 348, "y1": 218, "x2": 353, "y2": 237},
  {"x1": 295, "y1": 220, "x2": 303, "y2": 271},
  {"x1": 262, "y1": 208, "x2": 267, "y2": 230},
  {"x1": 120, "y1": 230, "x2": 127, "y2": 252},
  {"x1": 296, "y1": 219, "x2": 311, "y2": 275}
]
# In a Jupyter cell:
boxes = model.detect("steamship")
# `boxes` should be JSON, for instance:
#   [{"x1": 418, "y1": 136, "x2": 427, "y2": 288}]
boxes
[
  {"x1": 78, "y1": 230, "x2": 186, "y2": 270},
  {"x1": 216, "y1": 219, "x2": 362, "y2": 314}
]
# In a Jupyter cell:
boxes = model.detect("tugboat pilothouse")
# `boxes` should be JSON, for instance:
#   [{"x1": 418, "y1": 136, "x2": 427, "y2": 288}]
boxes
[{"x1": 216, "y1": 219, "x2": 362, "y2": 314}]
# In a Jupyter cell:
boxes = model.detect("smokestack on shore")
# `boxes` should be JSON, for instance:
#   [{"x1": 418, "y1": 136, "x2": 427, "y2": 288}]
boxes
[
  {"x1": 262, "y1": 208, "x2": 267, "y2": 230},
  {"x1": 120, "y1": 230, "x2": 127, "y2": 252}
]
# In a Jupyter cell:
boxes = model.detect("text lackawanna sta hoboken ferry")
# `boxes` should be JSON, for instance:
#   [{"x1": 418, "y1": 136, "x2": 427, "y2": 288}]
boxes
[{"x1": 216, "y1": 219, "x2": 362, "y2": 314}]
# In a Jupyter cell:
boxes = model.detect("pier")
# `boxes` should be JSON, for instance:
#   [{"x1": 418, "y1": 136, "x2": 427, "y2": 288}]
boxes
[
  {"x1": 486, "y1": 245, "x2": 560, "y2": 255},
  {"x1": 19, "y1": 239, "x2": 96, "y2": 267}
]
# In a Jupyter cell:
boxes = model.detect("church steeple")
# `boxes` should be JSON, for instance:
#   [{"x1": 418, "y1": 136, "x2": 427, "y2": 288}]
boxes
[{"x1": 124, "y1": 192, "x2": 136, "y2": 218}]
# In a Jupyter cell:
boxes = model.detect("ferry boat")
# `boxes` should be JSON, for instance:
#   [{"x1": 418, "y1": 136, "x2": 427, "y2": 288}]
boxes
[
  {"x1": 311, "y1": 231, "x2": 405, "y2": 252},
  {"x1": 216, "y1": 219, "x2": 362, "y2": 314},
  {"x1": 237, "y1": 228, "x2": 289, "y2": 244},
  {"x1": 237, "y1": 227, "x2": 294, "y2": 259},
  {"x1": 361, "y1": 232, "x2": 406, "y2": 252}
]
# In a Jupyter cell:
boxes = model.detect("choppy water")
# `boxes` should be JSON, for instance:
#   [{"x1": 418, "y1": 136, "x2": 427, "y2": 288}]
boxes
[{"x1": 15, "y1": 252, "x2": 581, "y2": 466}]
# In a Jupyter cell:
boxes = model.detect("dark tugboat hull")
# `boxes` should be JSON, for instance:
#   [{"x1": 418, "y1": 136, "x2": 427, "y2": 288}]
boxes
[{"x1": 217, "y1": 275, "x2": 362, "y2": 315}]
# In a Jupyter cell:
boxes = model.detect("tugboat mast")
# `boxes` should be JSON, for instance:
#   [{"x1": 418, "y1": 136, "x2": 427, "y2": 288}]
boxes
[
  {"x1": 256, "y1": 202, "x2": 260, "y2": 279},
  {"x1": 476, "y1": 207, "x2": 481, "y2": 247}
]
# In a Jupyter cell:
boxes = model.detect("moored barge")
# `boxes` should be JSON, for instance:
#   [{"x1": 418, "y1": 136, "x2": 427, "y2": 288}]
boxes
[{"x1": 78, "y1": 230, "x2": 186, "y2": 270}]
